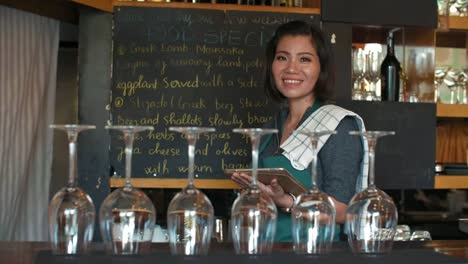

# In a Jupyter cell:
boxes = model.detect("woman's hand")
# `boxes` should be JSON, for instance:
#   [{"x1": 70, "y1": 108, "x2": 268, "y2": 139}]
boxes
[
  {"x1": 230, "y1": 172, "x2": 252, "y2": 189},
  {"x1": 330, "y1": 197, "x2": 347, "y2": 224},
  {"x1": 231, "y1": 172, "x2": 294, "y2": 209},
  {"x1": 231, "y1": 172, "x2": 347, "y2": 222}
]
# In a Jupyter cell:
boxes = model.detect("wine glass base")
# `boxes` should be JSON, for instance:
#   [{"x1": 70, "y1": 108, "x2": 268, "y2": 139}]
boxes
[
  {"x1": 167, "y1": 188, "x2": 214, "y2": 256},
  {"x1": 110, "y1": 241, "x2": 153, "y2": 255},
  {"x1": 349, "y1": 240, "x2": 394, "y2": 256},
  {"x1": 49, "y1": 187, "x2": 95, "y2": 255},
  {"x1": 231, "y1": 191, "x2": 277, "y2": 255},
  {"x1": 100, "y1": 188, "x2": 155, "y2": 255},
  {"x1": 100, "y1": 125, "x2": 156, "y2": 255}
]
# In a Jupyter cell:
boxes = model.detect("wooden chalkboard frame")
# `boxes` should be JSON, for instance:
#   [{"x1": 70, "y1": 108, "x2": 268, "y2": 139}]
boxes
[
  {"x1": 113, "y1": 2, "x2": 320, "y2": 15},
  {"x1": 109, "y1": 4, "x2": 320, "y2": 189},
  {"x1": 110, "y1": 178, "x2": 237, "y2": 189}
]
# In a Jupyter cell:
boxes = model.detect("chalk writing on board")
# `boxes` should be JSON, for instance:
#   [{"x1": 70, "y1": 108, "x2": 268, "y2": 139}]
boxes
[{"x1": 111, "y1": 7, "x2": 316, "y2": 180}]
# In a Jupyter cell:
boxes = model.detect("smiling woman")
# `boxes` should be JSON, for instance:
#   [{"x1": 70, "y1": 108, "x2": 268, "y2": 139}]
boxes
[
  {"x1": 230, "y1": 20, "x2": 368, "y2": 243},
  {"x1": 271, "y1": 34, "x2": 321, "y2": 103}
]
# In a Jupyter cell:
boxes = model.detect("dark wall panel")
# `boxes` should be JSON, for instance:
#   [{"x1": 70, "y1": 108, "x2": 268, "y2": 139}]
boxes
[
  {"x1": 77, "y1": 7, "x2": 113, "y2": 242},
  {"x1": 321, "y1": 22, "x2": 352, "y2": 101},
  {"x1": 336, "y1": 101, "x2": 436, "y2": 189},
  {"x1": 321, "y1": 0, "x2": 438, "y2": 28}
]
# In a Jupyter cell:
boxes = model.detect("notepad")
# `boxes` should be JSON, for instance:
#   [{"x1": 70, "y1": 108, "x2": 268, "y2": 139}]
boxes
[{"x1": 224, "y1": 168, "x2": 307, "y2": 196}]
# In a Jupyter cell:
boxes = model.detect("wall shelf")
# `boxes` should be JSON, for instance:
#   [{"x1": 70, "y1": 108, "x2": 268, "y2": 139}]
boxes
[
  {"x1": 69, "y1": 0, "x2": 322, "y2": 13},
  {"x1": 71, "y1": 0, "x2": 113, "y2": 12},
  {"x1": 448, "y1": 16, "x2": 468, "y2": 30},
  {"x1": 436, "y1": 104, "x2": 468, "y2": 118},
  {"x1": 112, "y1": 1, "x2": 320, "y2": 14},
  {"x1": 114, "y1": 176, "x2": 468, "y2": 190},
  {"x1": 435, "y1": 175, "x2": 468, "y2": 189}
]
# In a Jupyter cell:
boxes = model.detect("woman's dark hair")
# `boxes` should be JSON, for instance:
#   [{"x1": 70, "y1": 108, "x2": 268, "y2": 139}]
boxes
[{"x1": 264, "y1": 20, "x2": 335, "y2": 103}]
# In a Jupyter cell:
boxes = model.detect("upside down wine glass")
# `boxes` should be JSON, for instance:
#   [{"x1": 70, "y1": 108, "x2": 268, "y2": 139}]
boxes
[
  {"x1": 48, "y1": 124, "x2": 96, "y2": 254},
  {"x1": 167, "y1": 127, "x2": 216, "y2": 255},
  {"x1": 352, "y1": 48, "x2": 366, "y2": 100},
  {"x1": 99, "y1": 126, "x2": 156, "y2": 255},
  {"x1": 230, "y1": 128, "x2": 278, "y2": 255},
  {"x1": 292, "y1": 130, "x2": 337, "y2": 255},
  {"x1": 345, "y1": 131, "x2": 398, "y2": 255},
  {"x1": 365, "y1": 51, "x2": 381, "y2": 101},
  {"x1": 434, "y1": 65, "x2": 450, "y2": 103}
]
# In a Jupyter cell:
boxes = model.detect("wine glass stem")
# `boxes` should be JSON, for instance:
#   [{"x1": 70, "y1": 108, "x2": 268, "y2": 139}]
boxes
[
  {"x1": 367, "y1": 137, "x2": 377, "y2": 188},
  {"x1": 123, "y1": 131, "x2": 135, "y2": 189},
  {"x1": 250, "y1": 134, "x2": 260, "y2": 187},
  {"x1": 67, "y1": 131, "x2": 78, "y2": 188},
  {"x1": 310, "y1": 138, "x2": 319, "y2": 191},
  {"x1": 187, "y1": 134, "x2": 197, "y2": 188}
]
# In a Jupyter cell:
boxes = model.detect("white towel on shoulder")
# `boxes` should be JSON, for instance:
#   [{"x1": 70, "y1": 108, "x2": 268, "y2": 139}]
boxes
[{"x1": 280, "y1": 104, "x2": 368, "y2": 192}]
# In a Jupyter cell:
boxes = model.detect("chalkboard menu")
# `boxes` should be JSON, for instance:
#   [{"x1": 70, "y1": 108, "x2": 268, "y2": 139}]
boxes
[{"x1": 110, "y1": 7, "x2": 317, "y2": 180}]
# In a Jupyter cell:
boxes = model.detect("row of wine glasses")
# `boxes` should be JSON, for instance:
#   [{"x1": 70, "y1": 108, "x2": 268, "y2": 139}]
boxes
[
  {"x1": 435, "y1": 66, "x2": 467, "y2": 104},
  {"x1": 352, "y1": 48, "x2": 382, "y2": 101},
  {"x1": 49, "y1": 125, "x2": 278, "y2": 255},
  {"x1": 49, "y1": 125, "x2": 157, "y2": 255},
  {"x1": 49, "y1": 124, "x2": 398, "y2": 256}
]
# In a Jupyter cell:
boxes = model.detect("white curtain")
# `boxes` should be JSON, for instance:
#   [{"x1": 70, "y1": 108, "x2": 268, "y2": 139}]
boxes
[{"x1": 0, "y1": 5, "x2": 59, "y2": 241}]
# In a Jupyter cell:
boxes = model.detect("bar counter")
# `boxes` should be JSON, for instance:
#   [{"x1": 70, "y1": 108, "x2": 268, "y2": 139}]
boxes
[{"x1": 3, "y1": 240, "x2": 468, "y2": 264}]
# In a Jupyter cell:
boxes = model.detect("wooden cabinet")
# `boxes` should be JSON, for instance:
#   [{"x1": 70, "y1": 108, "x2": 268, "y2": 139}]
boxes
[
  {"x1": 435, "y1": 104, "x2": 468, "y2": 189},
  {"x1": 436, "y1": 104, "x2": 467, "y2": 165},
  {"x1": 433, "y1": 16, "x2": 468, "y2": 188},
  {"x1": 325, "y1": 8, "x2": 467, "y2": 188}
]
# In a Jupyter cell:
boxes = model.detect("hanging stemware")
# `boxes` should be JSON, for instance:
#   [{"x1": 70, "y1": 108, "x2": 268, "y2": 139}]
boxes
[
  {"x1": 365, "y1": 51, "x2": 381, "y2": 101},
  {"x1": 99, "y1": 125, "x2": 156, "y2": 255},
  {"x1": 291, "y1": 130, "x2": 337, "y2": 254},
  {"x1": 167, "y1": 127, "x2": 216, "y2": 255},
  {"x1": 345, "y1": 131, "x2": 398, "y2": 255},
  {"x1": 230, "y1": 128, "x2": 278, "y2": 255},
  {"x1": 48, "y1": 124, "x2": 96, "y2": 254},
  {"x1": 434, "y1": 65, "x2": 450, "y2": 103},
  {"x1": 352, "y1": 48, "x2": 366, "y2": 100}
]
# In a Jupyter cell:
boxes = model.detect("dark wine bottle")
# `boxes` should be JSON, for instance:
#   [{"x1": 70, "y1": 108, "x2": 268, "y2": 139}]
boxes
[{"x1": 380, "y1": 29, "x2": 401, "y2": 102}]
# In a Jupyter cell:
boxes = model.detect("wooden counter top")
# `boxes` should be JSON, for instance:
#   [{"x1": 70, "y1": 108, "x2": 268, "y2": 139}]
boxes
[{"x1": 4, "y1": 240, "x2": 468, "y2": 263}]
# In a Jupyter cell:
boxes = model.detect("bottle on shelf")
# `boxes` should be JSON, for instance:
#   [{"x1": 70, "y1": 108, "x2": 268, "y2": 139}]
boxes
[{"x1": 380, "y1": 28, "x2": 401, "y2": 102}]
